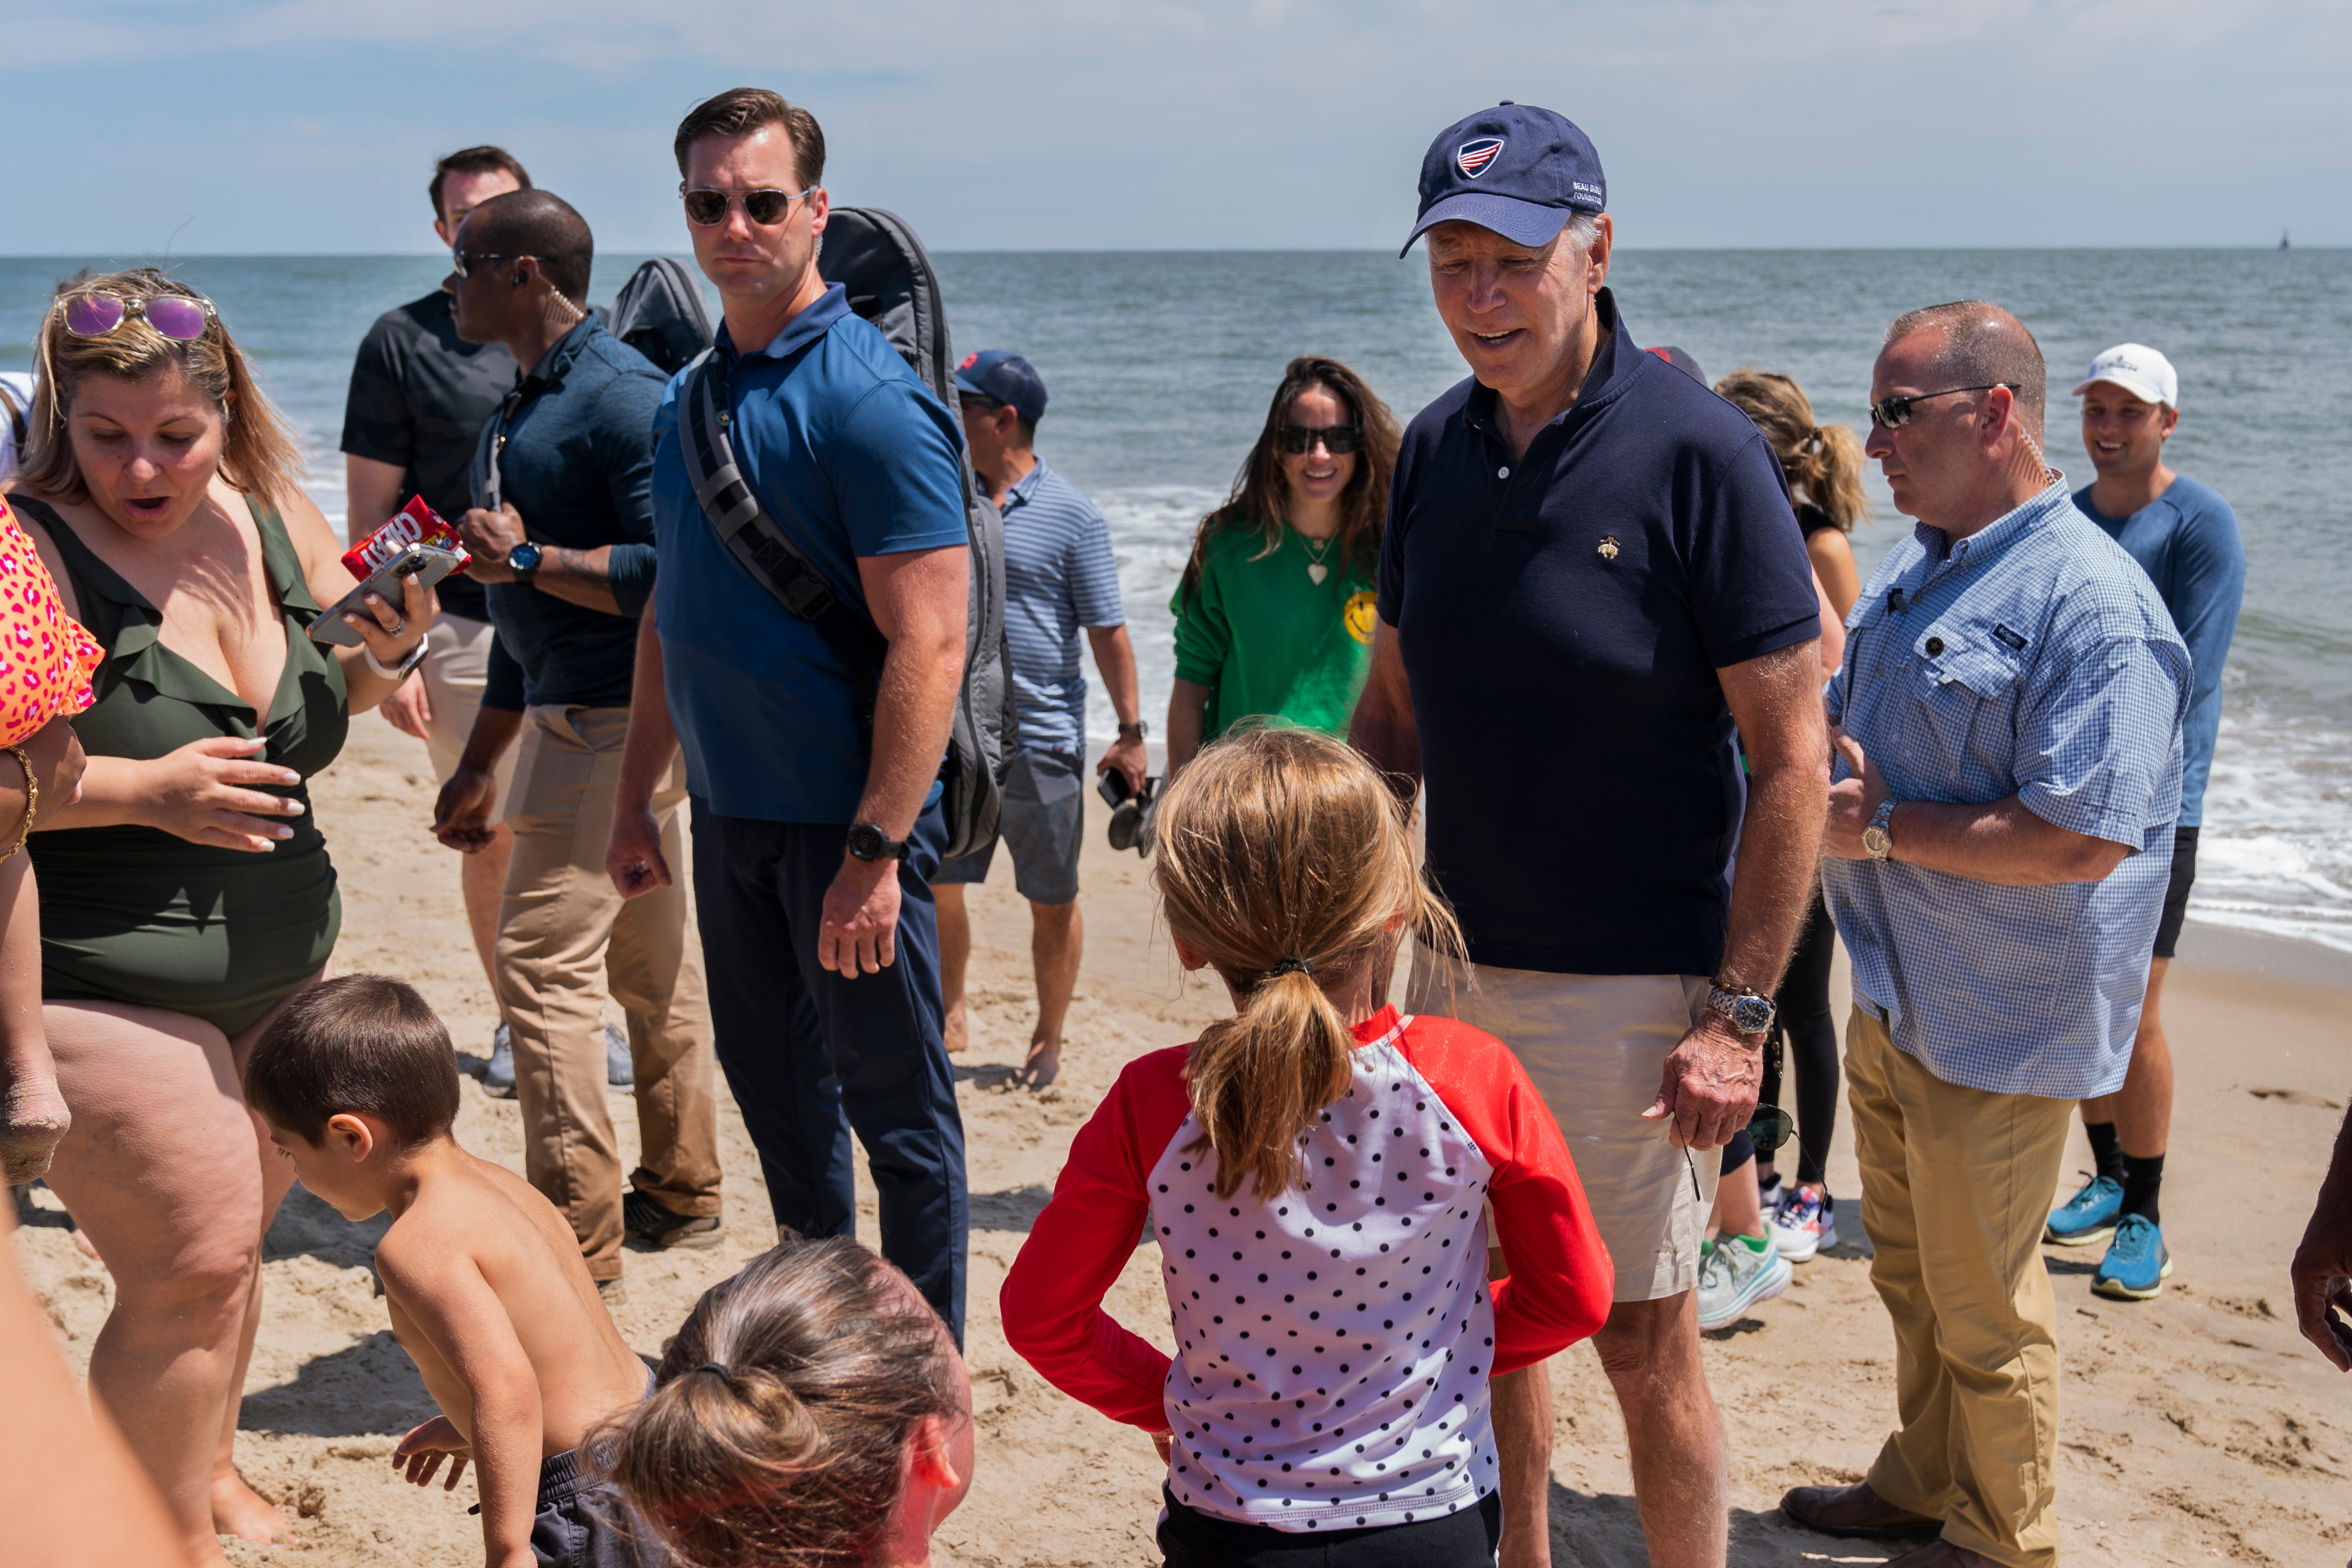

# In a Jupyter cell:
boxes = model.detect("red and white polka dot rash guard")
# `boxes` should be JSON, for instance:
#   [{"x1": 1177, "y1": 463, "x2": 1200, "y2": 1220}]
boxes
[{"x1": 1003, "y1": 1005, "x2": 1612, "y2": 1533}]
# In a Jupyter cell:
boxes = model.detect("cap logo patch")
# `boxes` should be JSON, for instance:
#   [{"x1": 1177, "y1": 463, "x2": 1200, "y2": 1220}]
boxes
[
  {"x1": 1456, "y1": 137, "x2": 1506, "y2": 179},
  {"x1": 958, "y1": 353, "x2": 978, "y2": 370}
]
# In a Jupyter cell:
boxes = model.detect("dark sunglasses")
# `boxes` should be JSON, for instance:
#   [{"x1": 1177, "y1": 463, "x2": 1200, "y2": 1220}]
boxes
[
  {"x1": 680, "y1": 184, "x2": 817, "y2": 227},
  {"x1": 1679, "y1": 1106, "x2": 1805, "y2": 1202},
  {"x1": 1868, "y1": 382, "x2": 2020, "y2": 430},
  {"x1": 59, "y1": 290, "x2": 217, "y2": 341},
  {"x1": 1277, "y1": 423, "x2": 1362, "y2": 456},
  {"x1": 449, "y1": 250, "x2": 536, "y2": 280}
]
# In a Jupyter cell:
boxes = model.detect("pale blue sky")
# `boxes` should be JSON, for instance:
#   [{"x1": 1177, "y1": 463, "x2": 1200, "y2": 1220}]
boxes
[{"x1": 3, "y1": 0, "x2": 2343, "y2": 254}]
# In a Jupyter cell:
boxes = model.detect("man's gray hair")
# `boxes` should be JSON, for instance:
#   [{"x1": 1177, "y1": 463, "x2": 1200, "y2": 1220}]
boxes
[
  {"x1": 1883, "y1": 300, "x2": 2047, "y2": 436},
  {"x1": 1564, "y1": 211, "x2": 1604, "y2": 257}
]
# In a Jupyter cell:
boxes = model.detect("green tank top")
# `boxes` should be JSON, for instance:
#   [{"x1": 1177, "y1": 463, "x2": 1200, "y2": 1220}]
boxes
[{"x1": 14, "y1": 492, "x2": 347, "y2": 1035}]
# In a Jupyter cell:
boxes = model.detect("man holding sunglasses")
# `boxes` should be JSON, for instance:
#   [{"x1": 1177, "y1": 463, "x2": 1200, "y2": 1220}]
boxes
[
  {"x1": 1789, "y1": 303, "x2": 2191, "y2": 1568},
  {"x1": 1351, "y1": 104, "x2": 1828, "y2": 1568},
  {"x1": 933, "y1": 350, "x2": 1143, "y2": 1089},
  {"x1": 608, "y1": 89, "x2": 975, "y2": 1343}
]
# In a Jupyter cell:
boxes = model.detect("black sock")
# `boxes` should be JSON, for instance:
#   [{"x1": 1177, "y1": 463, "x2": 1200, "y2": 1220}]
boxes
[
  {"x1": 2085, "y1": 1121, "x2": 2126, "y2": 1184},
  {"x1": 2121, "y1": 1153, "x2": 2165, "y2": 1226}
]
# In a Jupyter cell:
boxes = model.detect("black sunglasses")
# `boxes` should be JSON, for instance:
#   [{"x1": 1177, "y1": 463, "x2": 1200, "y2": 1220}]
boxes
[
  {"x1": 1679, "y1": 1106, "x2": 1804, "y2": 1202},
  {"x1": 680, "y1": 184, "x2": 818, "y2": 227},
  {"x1": 1277, "y1": 423, "x2": 1362, "y2": 456},
  {"x1": 449, "y1": 249, "x2": 530, "y2": 280},
  {"x1": 1868, "y1": 382, "x2": 2021, "y2": 430}
]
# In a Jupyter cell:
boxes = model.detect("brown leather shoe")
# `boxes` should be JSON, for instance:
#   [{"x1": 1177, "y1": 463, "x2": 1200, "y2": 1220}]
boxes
[
  {"x1": 1780, "y1": 1480, "x2": 1942, "y2": 1539},
  {"x1": 1887, "y1": 1542, "x2": 1998, "y2": 1567}
]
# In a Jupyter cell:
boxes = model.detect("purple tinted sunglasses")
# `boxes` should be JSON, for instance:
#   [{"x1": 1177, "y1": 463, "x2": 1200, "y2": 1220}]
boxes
[{"x1": 59, "y1": 290, "x2": 218, "y2": 341}]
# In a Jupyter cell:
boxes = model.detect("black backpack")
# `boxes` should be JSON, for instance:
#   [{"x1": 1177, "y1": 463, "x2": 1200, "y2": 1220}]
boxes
[
  {"x1": 606, "y1": 258, "x2": 716, "y2": 377},
  {"x1": 677, "y1": 211, "x2": 1014, "y2": 859}
]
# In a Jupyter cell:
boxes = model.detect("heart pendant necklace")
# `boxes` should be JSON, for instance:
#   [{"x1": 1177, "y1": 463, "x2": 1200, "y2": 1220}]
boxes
[{"x1": 1302, "y1": 533, "x2": 1333, "y2": 586}]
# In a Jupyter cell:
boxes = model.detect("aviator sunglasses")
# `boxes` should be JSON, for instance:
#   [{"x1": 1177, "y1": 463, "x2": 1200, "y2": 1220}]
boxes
[
  {"x1": 58, "y1": 290, "x2": 218, "y2": 341},
  {"x1": 680, "y1": 183, "x2": 819, "y2": 227},
  {"x1": 1868, "y1": 382, "x2": 2020, "y2": 430},
  {"x1": 1277, "y1": 423, "x2": 1363, "y2": 456}
]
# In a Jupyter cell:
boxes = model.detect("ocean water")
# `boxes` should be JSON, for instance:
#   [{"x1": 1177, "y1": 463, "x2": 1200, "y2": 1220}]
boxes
[{"x1": 2, "y1": 250, "x2": 2346, "y2": 952}]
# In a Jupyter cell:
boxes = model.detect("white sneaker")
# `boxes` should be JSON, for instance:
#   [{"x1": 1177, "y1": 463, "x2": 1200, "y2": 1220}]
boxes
[
  {"x1": 1770, "y1": 1188, "x2": 1836, "y2": 1263},
  {"x1": 1698, "y1": 1235, "x2": 1792, "y2": 1330}
]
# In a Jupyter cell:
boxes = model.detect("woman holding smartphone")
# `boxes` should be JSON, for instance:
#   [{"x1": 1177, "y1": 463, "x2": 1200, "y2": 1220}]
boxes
[
  {"x1": 7, "y1": 269, "x2": 432, "y2": 1562},
  {"x1": 1164, "y1": 356, "x2": 1399, "y2": 779}
]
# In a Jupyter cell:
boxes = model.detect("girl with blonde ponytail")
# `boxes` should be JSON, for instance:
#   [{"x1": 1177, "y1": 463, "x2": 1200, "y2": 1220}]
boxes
[{"x1": 1002, "y1": 726, "x2": 1612, "y2": 1567}]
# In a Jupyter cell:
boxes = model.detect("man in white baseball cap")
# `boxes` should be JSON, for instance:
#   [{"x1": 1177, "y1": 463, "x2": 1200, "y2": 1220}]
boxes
[{"x1": 2044, "y1": 342, "x2": 2245, "y2": 1303}]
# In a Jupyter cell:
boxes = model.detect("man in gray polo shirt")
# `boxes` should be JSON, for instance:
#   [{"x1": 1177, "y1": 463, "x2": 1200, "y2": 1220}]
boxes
[{"x1": 934, "y1": 351, "x2": 1146, "y2": 1089}]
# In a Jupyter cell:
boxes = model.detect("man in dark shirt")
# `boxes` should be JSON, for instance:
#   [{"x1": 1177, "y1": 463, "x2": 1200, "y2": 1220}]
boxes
[
  {"x1": 1350, "y1": 105, "x2": 1827, "y2": 1568},
  {"x1": 428, "y1": 189, "x2": 722, "y2": 1291},
  {"x1": 341, "y1": 145, "x2": 528, "y2": 1073}
]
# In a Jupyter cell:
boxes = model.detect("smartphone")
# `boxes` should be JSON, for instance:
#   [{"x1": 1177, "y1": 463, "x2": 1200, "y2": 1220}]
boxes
[
  {"x1": 309, "y1": 544, "x2": 464, "y2": 648},
  {"x1": 1097, "y1": 769, "x2": 1132, "y2": 809}
]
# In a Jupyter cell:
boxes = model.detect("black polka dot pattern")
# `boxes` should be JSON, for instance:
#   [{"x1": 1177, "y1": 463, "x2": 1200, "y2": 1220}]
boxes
[{"x1": 1148, "y1": 1016, "x2": 1502, "y2": 1529}]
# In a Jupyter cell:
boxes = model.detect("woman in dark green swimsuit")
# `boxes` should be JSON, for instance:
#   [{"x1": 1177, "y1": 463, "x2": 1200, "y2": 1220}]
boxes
[{"x1": 8, "y1": 268, "x2": 434, "y2": 1562}]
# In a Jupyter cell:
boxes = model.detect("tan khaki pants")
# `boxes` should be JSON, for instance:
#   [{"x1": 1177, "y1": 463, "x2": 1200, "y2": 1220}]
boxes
[
  {"x1": 498, "y1": 704, "x2": 719, "y2": 1279},
  {"x1": 1847, "y1": 1005, "x2": 2070, "y2": 1568}
]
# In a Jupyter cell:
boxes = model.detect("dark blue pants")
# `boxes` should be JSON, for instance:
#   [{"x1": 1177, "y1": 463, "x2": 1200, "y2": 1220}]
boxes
[{"x1": 690, "y1": 797, "x2": 968, "y2": 1343}]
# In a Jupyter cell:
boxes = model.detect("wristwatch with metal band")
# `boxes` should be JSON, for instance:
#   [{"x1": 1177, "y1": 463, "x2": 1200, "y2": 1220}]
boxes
[
  {"x1": 1707, "y1": 984, "x2": 1775, "y2": 1036},
  {"x1": 1864, "y1": 797, "x2": 1899, "y2": 861},
  {"x1": 507, "y1": 539, "x2": 543, "y2": 587},
  {"x1": 846, "y1": 822, "x2": 911, "y2": 863}
]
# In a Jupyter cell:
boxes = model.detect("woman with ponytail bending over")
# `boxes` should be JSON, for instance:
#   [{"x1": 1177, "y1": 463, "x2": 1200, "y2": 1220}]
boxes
[
  {"x1": 596, "y1": 1236, "x2": 974, "y2": 1568},
  {"x1": 1001, "y1": 726, "x2": 1612, "y2": 1567}
]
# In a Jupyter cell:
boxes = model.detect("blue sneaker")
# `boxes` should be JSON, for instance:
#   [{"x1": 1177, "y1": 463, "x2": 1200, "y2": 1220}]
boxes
[
  {"x1": 2092, "y1": 1213, "x2": 2173, "y2": 1301},
  {"x1": 2045, "y1": 1174, "x2": 2122, "y2": 1246}
]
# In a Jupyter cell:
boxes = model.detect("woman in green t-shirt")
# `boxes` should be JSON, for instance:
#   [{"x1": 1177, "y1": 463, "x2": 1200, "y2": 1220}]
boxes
[{"x1": 1165, "y1": 355, "x2": 1399, "y2": 778}]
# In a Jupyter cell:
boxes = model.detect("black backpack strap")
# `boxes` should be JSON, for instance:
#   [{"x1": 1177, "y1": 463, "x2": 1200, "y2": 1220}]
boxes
[{"x1": 680, "y1": 356, "x2": 886, "y2": 734}]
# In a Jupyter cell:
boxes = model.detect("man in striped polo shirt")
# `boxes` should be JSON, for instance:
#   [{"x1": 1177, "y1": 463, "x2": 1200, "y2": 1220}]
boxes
[{"x1": 936, "y1": 351, "x2": 1148, "y2": 1088}]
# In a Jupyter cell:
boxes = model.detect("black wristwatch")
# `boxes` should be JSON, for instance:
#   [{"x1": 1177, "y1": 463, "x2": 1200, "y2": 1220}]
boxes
[
  {"x1": 1118, "y1": 720, "x2": 1149, "y2": 740},
  {"x1": 1707, "y1": 984, "x2": 1776, "y2": 1037},
  {"x1": 846, "y1": 822, "x2": 911, "y2": 863},
  {"x1": 507, "y1": 540, "x2": 543, "y2": 587}
]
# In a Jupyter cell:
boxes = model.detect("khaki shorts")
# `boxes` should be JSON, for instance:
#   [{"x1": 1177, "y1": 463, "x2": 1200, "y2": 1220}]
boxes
[
  {"x1": 1408, "y1": 949, "x2": 1716, "y2": 1301},
  {"x1": 417, "y1": 611, "x2": 519, "y2": 820}
]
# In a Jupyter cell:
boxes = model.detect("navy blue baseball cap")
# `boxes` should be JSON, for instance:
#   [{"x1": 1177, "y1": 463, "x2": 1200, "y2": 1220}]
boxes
[
  {"x1": 953, "y1": 350, "x2": 1048, "y2": 426},
  {"x1": 1401, "y1": 102, "x2": 1607, "y2": 257}
]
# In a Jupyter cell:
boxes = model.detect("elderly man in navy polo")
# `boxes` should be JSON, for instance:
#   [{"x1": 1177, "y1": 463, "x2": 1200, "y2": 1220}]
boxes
[
  {"x1": 1781, "y1": 303, "x2": 2189, "y2": 1568},
  {"x1": 1352, "y1": 104, "x2": 1829, "y2": 1568}
]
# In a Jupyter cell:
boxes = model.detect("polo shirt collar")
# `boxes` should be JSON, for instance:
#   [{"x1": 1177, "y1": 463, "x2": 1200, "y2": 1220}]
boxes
[
  {"x1": 521, "y1": 314, "x2": 602, "y2": 389},
  {"x1": 1003, "y1": 459, "x2": 1049, "y2": 512},
  {"x1": 714, "y1": 282, "x2": 853, "y2": 365},
  {"x1": 1462, "y1": 286, "x2": 1634, "y2": 440},
  {"x1": 1913, "y1": 475, "x2": 2071, "y2": 565}
]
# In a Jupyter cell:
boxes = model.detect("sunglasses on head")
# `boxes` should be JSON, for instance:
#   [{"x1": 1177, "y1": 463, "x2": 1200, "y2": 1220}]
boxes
[
  {"x1": 1868, "y1": 382, "x2": 2020, "y2": 430},
  {"x1": 680, "y1": 184, "x2": 818, "y2": 227},
  {"x1": 59, "y1": 290, "x2": 217, "y2": 342},
  {"x1": 1277, "y1": 423, "x2": 1362, "y2": 456}
]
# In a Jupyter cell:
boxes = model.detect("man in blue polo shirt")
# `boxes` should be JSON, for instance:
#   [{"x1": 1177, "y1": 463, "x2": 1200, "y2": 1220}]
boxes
[
  {"x1": 604, "y1": 88, "x2": 974, "y2": 1339},
  {"x1": 1351, "y1": 105, "x2": 1828, "y2": 1568},
  {"x1": 932, "y1": 350, "x2": 1145, "y2": 1090}
]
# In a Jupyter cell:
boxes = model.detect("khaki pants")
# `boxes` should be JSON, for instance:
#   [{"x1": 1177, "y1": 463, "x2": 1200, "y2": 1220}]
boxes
[
  {"x1": 499, "y1": 704, "x2": 719, "y2": 1280},
  {"x1": 1847, "y1": 1004, "x2": 2070, "y2": 1568},
  {"x1": 417, "y1": 613, "x2": 519, "y2": 812}
]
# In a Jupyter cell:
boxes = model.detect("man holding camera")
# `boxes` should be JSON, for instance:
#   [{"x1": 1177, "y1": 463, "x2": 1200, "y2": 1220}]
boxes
[{"x1": 932, "y1": 350, "x2": 1145, "y2": 1089}]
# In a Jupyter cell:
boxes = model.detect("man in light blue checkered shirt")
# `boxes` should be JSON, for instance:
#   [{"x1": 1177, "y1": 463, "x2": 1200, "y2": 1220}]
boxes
[{"x1": 1779, "y1": 304, "x2": 2189, "y2": 1568}]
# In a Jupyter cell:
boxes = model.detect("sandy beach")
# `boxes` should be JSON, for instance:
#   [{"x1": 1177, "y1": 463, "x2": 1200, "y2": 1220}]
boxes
[{"x1": 12, "y1": 712, "x2": 2348, "y2": 1567}]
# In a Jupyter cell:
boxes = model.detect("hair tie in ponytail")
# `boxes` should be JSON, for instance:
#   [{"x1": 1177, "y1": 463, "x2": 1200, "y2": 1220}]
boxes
[
  {"x1": 693, "y1": 1362, "x2": 733, "y2": 1381},
  {"x1": 1268, "y1": 956, "x2": 1315, "y2": 978}
]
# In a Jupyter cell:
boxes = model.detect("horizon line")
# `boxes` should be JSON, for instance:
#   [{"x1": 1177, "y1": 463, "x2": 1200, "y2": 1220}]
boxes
[{"x1": 0, "y1": 243, "x2": 2341, "y2": 262}]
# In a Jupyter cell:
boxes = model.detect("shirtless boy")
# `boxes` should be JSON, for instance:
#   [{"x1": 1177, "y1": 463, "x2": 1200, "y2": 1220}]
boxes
[{"x1": 243, "y1": 976, "x2": 653, "y2": 1568}]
